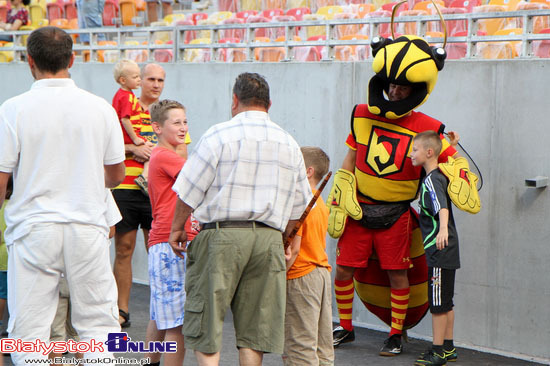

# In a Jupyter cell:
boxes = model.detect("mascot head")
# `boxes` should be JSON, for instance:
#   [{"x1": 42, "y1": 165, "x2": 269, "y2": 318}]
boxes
[{"x1": 367, "y1": 35, "x2": 447, "y2": 119}]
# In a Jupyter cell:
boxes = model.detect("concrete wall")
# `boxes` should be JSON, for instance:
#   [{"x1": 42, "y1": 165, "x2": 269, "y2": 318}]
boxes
[{"x1": 1, "y1": 60, "x2": 550, "y2": 363}]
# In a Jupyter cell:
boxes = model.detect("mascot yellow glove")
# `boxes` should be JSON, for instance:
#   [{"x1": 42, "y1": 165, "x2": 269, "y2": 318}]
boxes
[
  {"x1": 438, "y1": 156, "x2": 481, "y2": 214},
  {"x1": 326, "y1": 169, "x2": 363, "y2": 238}
]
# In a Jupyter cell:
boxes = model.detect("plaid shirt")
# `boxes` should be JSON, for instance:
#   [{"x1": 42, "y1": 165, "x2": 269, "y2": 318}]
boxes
[{"x1": 173, "y1": 110, "x2": 312, "y2": 232}]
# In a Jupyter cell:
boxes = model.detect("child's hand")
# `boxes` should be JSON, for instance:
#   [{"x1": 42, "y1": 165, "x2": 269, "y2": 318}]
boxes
[
  {"x1": 436, "y1": 227, "x2": 449, "y2": 250},
  {"x1": 447, "y1": 131, "x2": 460, "y2": 147},
  {"x1": 133, "y1": 138, "x2": 145, "y2": 146},
  {"x1": 145, "y1": 141, "x2": 155, "y2": 148}
]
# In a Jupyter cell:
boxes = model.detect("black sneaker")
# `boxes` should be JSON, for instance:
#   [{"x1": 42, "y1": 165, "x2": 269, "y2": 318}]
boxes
[
  {"x1": 379, "y1": 334, "x2": 402, "y2": 356},
  {"x1": 414, "y1": 349, "x2": 447, "y2": 365},
  {"x1": 333, "y1": 326, "x2": 355, "y2": 347},
  {"x1": 444, "y1": 348, "x2": 457, "y2": 362}
]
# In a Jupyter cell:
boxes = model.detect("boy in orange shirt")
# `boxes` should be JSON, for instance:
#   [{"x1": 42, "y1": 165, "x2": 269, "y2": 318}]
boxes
[{"x1": 283, "y1": 146, "x2": 334, "y2": 366}]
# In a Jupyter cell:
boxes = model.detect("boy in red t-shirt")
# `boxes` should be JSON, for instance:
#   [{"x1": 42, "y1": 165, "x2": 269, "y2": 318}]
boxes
[
  {"x1": 144, "y1": 99, "x2": 199, "y2": 366},
  {"x1": 283, "y1": 146, "x2": 334, "y2": 365},
  {"x1": 112, "y1": 59, "x2": 153, "y2": 195}
]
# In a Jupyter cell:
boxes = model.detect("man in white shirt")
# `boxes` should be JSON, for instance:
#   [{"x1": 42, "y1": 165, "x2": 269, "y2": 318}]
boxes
[
  {"x1": 0, "y1": 26, "x2": 125, "y2": 365},
  {"x1": 169, "y1": 72, "x2": 313, "y2": 366}
]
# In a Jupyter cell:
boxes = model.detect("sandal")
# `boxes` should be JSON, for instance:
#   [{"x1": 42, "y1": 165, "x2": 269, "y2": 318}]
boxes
[{"x1": 119, "y1": 309, "x2": 131, "y2": 328}]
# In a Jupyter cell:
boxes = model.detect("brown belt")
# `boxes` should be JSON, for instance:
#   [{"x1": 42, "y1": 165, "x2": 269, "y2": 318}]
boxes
[{"x1": 202, "y1": 221, "x2": 271, "y2": 230}]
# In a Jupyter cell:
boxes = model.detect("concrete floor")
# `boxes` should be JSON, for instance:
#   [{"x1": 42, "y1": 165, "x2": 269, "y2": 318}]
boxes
[{"x1": 3, "y1": 283, "x2": 547, "y2": 365}]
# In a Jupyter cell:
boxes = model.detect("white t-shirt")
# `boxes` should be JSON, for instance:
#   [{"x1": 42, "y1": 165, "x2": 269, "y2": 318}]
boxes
[{"x1": 0, "y1": 78, "x2": 125, "y2": 244}]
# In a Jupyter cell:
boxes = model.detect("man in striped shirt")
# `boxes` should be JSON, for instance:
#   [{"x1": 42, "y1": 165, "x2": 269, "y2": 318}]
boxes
[{"x1": 169, "y1": 73, "x2": 312, "y2": 366}]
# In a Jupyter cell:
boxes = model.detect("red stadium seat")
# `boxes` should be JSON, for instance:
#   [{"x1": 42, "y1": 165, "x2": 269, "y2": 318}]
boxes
[
  {"x1": 218, "y1": 0, "x2": 237, "y2": 12},
  {"x1": 103, "y1": 0, "x2": 119, "y2": 26},
  {"x1": 64, "y1": 0, "x2": 77, "y2": 20},
  {"x1": 190, "y1": 12, "x2": 208, "y2": 25},
  {"x1": 261, "y1": 8, "x2": 284, "y2": 19},
  {"x1": 533, "y1": 28, "x2": 550, "y2": 58},
  {"x1": 0, "y1": 2, "x2": 8, "y2": 23},
  {"x1": 449, "y1": 0, "x2": 480, "y2": 12},
  {"x1": 236, "y1": 10, "x2": 258, "y2": 20},
  {"x1": 220, "y1": 17, "x2": 245, "y2": 41},
  {"x1": 285, "y1": 7, "x2": 311, "y2": 21},
  {"x1": 46, "y1": 1, "x2": 64, "y2": 22},
  {"x1": 246, "y1": 15, "x2": 271, "y2": 37},
  {"x1": 175, "y1": 19, "x2": 196, "y2": 44}
]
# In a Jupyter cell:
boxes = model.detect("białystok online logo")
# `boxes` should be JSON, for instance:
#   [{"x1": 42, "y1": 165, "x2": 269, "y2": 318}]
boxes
[{"x1": 0, "y1": 333, "x2": 177, "y2": 355}]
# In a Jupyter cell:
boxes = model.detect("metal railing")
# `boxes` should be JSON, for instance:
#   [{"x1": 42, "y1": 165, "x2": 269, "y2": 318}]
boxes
[{"x1": 1, "y1": 9, "x2": 550, "y2": 62}]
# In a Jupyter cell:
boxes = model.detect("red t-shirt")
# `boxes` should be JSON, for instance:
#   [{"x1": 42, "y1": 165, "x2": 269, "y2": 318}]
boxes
[
  {"x1": 112, "y1": 88, "x2": 143, "y2": 145},
  {"x1": 148, "y1": 147, "x2": 199, "y2": 247}
]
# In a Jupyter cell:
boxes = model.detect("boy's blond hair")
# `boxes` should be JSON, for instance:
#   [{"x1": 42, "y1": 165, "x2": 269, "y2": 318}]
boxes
[
  {"x1": 150, "y1": 99, "x2": 186, "y2": 126},
  {"x1": 413, "y1": 130, "x2": 442, "y2": 156},
  {"x1": 113, "y1": 59, "x2": 139, "y2": 83},
  {"x1": 301, "y1": 146, "x2": 330, "y2": 183}
]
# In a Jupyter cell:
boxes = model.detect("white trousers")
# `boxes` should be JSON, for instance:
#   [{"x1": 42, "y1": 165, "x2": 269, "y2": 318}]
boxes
[{"x1": 7, "y1": 223, "x2": 120, "y2": 365}]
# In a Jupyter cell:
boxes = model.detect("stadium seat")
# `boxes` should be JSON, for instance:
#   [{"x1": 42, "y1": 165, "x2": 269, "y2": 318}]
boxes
[
  {"x1": 163, "y1": 13, "x2": 186, "y2": 25},
  {"x1": 208, "y1": 11, "x2": 233, "y2": 23},
  {"x1": 397, "y1": 10, "x2": 428, "y2": 35},
  {"x1": 256, "y1": 35, "x2": 299, "y2": 61},
  {"x1": 307, "y1": 34, "x2": 327, "y2": 57},
  {"x1": 365, "y1": 10, "x2": 392, "y2": 36},
  {"x1": 412, "y1": 0, "x2": 445, "y2": 12},
  {"x1": 46, "y1": 0, "x2": 64, "y2": 22},
  {"x1": 294, "y1": 44, "x2": 321, "y2": 60},
  {"x1": 533, "y1": 28, "x2": 550, "y2": 57},
  {"x1": 0, "y1": 42, "x2": 14, "y2": 63},
  {"x1": 175, "y1": 19, "x2": 197, "y2": 44},
  {"x1": 316, "y1": 5, "x2": 343, "y2": 19},
  {"x1": 352, "y1": 3, "x2": 374, "y2": 18},
  {"x1": 473, "y1": 4, "x2": 511, "y2": 35},
  {"x1": 98, "y1": 40, "x2": 119, "y2": 62},
  {"x1": 448, "y1": 0, "x2": 480, "y2": 12},
  {"x1": 335, "y1": 33, "x2": 368, "y2": 61},
  {"x1": 286, "y1": 0, "x2": 310, "y2": 9},
  {"x1": 183, "y1": 37, "x2": 211, "y2": 62},
  {"x1": 68, "y1": 17, "x2": 77, "y2": 28},
  {"x1": 246, "y1": 15, "x2": 271, "y2": 37},
  {"x1": 446, "y1": 30, "x2": 485, "y2": 59},
  {"x1": 381, "y1": 2, "x2": 409, "y2": 16},
  {"x1": 262, "y1": 0, "x2": 285, "y2": 10},
  {"x1": 236, "y1": 10, "x2": 258, "y2": 20},
  {"x1": 488, "y1": 0, "x2": 522, "y2": 10},
  {"x1": 516, "y1": 1, "x2": 550, "y2": 34},
  {"x1": 494, "y1": 27, "x2": 522, "y2": 55},
  {"x1": 103, "y1": 0, "x2": 119, "y2": 26},
  {"x1": 334, "y1": 13, "x2": 360, "y2": 38},
  {"x1": 217, "y1": 37, "x2": 247, "y2": 62},
  {"x1": 0, "y1": 1, "x2": 8, "y2": 23},
  {"x1": 119, "y1": 0, "x2": 140, "y2": 26},
  {"x1": 311, "y1": 0, "x2": 336, "y2": 13},
  {"x1": 152, "y1": 40, "x2": 173, "y2": 62},
  {"x1": 196, "y1": 18, "x2": 217, "y2": 39},
  {"x1": 29, "y1": 0, "x2": 47, "y2": 28},
  {"x1": 261, "y1": 8, "x2": 284, "y2": 19},
  {"x1": 50, "y1": 17, "x2": 69, "y2": 28},
  {"x1": 220, "y1": 17, "x2": 245, "y2": 41},
  {"x1": 63, "y1": 0, "x2": 77, "y2": 20},
  {"x1": 439, "y1": 7, "x2": 467, "y2": 36},
  {"x1": 302, "y1": 13, "x2": 326, "y2": 38},
  {"x1": 190, "y1": 12, "x2": 208, "y2": 25},
  {"x1": 478, "y1": 40, "x2": 516, "y2": 58},
  {"x1": 425, "y1": 30, "x2": 444, "y2": 46},
  {"x1": 150, "y1": 20, "x2": 172, "y2": 42},
  {"x1": 269, "y1": 15, "x2": 297, "y2": 39},
  {"x1": 124, "y1": 40, "x2": 148, "y2": 62},
  {"x1": 286, "y1": 7, "x2": 310, "y2": 20},
  {"x1": 219, "y1": 0, "x2": 238, "y2": 12},
  {"x1": 241, "y1": 0, "x2": 261, "y2": 11}
]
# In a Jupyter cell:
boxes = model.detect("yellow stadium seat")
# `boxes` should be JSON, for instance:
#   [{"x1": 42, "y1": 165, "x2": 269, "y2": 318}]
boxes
[
  {"x1": 163, "y1": 13, "x2": 186, "y2": 24},
  {"x1": 240, "y1": 0, "x2": 261, "y2": 11},
  {"x1": 0, "y1": 42, "x2": 14, "y2": 63},
  {"x1": 494, "y1": 27, "x2": 522, "y2": 55},
  {"x1": 286, "y1": 0, "x2": 310, "y2": 9},
  {"x1": 311, "y1": 0, "x2": 335, "y2": 13},
  {"x1": 150, "y1": 20, "x2": 172, "y2": 42},
  {"x1": 316, "y1": 5, "x2": 343, "y2": 19},
  {"x1": 478, "y1": 41, "x2": 516, "y2": 58},
  {"x1": 196, "y1": 18, "x2": 217, "y2": 39},
  {"x1": 208, "y1": 11, "x2": 233, "y2": 23},
  {"x1": 29, "y1": 1, "x2": 47, "y2": 28},
  {"x1": 302, "y1": 13, "x2": 326, "y2": 38},
  {"x1": 183, "y1": 37, "x2": 211, "y2": 62}
]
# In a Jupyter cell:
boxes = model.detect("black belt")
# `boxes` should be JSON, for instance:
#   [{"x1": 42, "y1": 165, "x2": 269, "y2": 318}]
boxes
[{"x1": 202, "y1": 221, "x2": 270, "y2": 230}]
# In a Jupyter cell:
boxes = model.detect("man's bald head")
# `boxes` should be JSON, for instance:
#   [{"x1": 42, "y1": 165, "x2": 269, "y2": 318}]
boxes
[{"x1": 140, "y1": 63, "x2": 166, "y2": 107}]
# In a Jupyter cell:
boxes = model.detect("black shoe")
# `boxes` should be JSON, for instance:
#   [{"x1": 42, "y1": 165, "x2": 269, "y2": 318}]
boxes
[
  {"x1": 414, "y1": 349, "x2": 447, "y2": 365},
  {"x1": 333, "y1": 326, "x2": 355, "y2": 347},
  {"x1": 444, "y1": 348, "x2": 457, "y2": 362},
  {"x1": 379, "y1": 334, "x2": 402, "y2": 356}
]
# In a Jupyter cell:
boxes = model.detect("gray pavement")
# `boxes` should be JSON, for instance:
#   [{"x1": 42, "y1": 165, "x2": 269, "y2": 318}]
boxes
[{"x1": 3, "y1": 283, "x2": 546, "y2": 365}]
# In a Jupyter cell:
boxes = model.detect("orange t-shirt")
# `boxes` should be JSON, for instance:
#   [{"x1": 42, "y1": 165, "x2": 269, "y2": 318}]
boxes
[{"x1": 287, "y1": 193, "x2": 332, "y2": 280}]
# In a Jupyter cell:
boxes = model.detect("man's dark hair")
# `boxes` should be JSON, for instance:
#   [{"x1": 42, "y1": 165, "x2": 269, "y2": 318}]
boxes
[
  {"x1": 27, "y1": 27, "x2": 73, "y2": 74},
  {"x1": 232, "y1": 73, "x2": 270, "y2": 110}
]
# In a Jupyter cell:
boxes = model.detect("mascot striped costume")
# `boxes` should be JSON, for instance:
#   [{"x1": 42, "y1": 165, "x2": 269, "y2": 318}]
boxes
[{"x1": 328, "y1": 27, "x2": 461, "y2": 356}]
